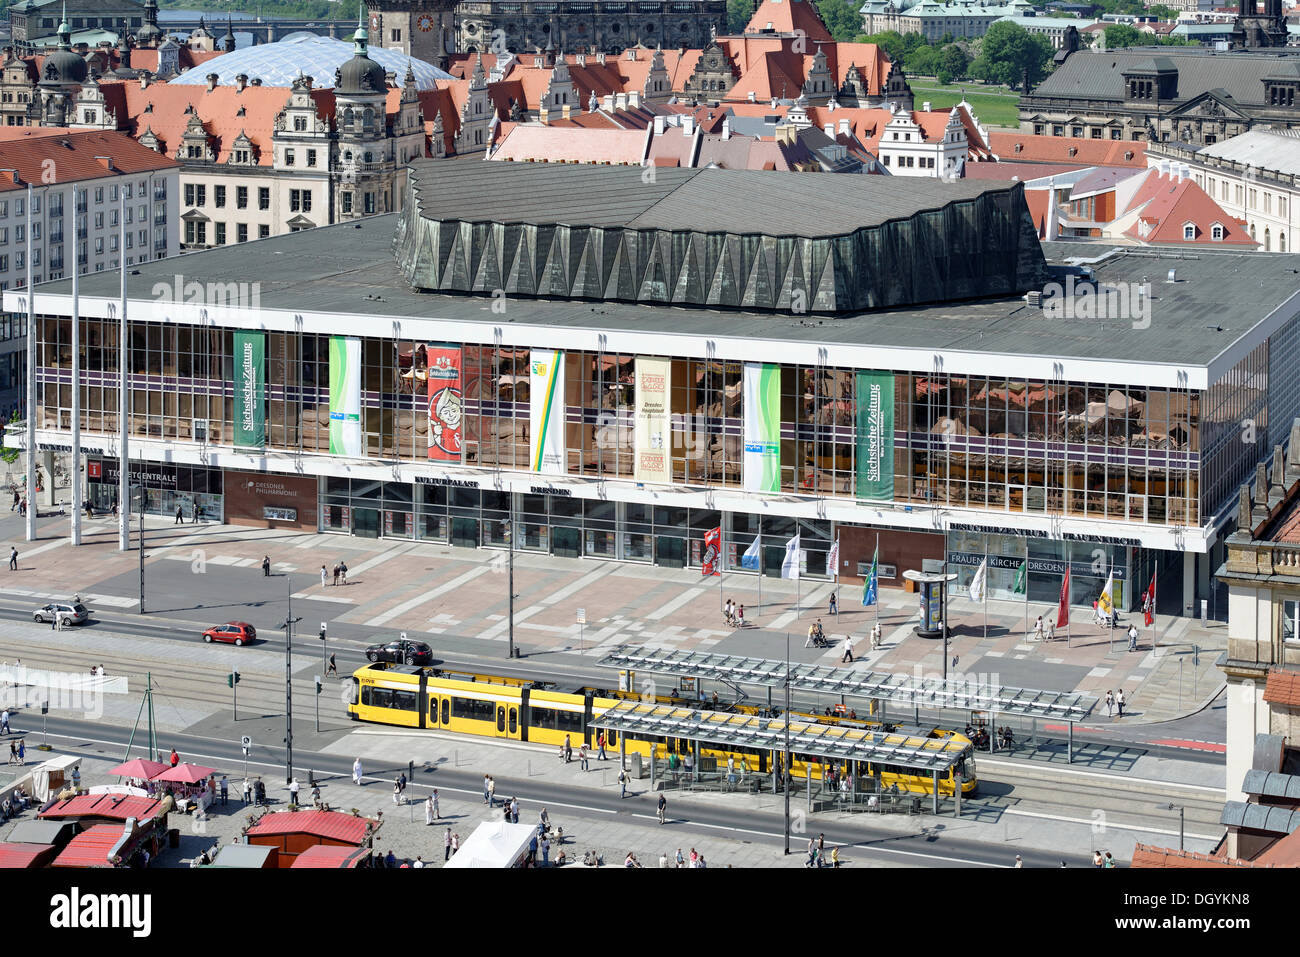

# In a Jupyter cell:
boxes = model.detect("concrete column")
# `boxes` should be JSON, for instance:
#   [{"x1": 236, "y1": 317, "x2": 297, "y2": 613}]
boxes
[
  {"x1": 1198, "y1": 548, "x2": 1212, "y2": 618},
  {"x1": 1183, "y1": 550, "x2": 1195, "y2": 618},
  {"x1": 41, "y1": 449, "x2": 55, "y2": 507}
]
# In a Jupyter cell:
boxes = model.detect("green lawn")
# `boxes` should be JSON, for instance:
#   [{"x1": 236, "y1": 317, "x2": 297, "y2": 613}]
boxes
[{"x1": 907, "y1": 80, "x2": 1022, "y2": 129}]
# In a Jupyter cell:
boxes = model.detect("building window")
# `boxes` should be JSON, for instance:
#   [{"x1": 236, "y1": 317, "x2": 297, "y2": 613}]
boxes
[
  {"x1": 307, "y1": 149, "x2": 317, "y2": 167},
  {"x1": 94, "y1": 187, "x2": 103, "y2": 204},
  {"x1": 285, "y1": 149, "x2": 295, "y2": 166},
  {"x1": 184, "y1": 221, "x2": 207, "y2": 245},
  {"x1": 342, "y1": 192, "x2": 353, "y2": 214},
  {"x1": 1090, "y1": 128, "x2": 1101, "y2": 139},
  {"x1": 215, "y1": 222, "x2": 226, "y2": 245},
  {"x1": 1110, "y1": 128, "x2": 1121, "y2": 140},
  {"x1": 215, "y1": 185, "x2": 226, "y2": 208},
  {"x1": 258, "y1": 188, "x2": 270, "y2": 211},
  {"x1": 1284, "y1": 600, "x2": 1300, "y2": 642},
  {"x1": 236, "y1": 187, "x2": 248, "y2": 209},
  {"x1": 290, "y1": 189, "x2": 312, "y2": 213},
  {"x1": 1183, "y1": 224, "x2": 1195, "y2": 240},
  {"x1": 294, "y1": 115, "x2": 307, "y2": 132},
  {"x1": 364, "y1": 192, "x2": 376, "y2": 214},
  {"x1": 1211, "y1": 224, "x2": 1224, "y2": 241},
  {"x1": 258, "y1": 224, "x2": 270, "y2": 238},
  {"x1": 1053, "y1": 125, "x2": 1064, "y2": 137},
  {"x1": 237, "y1": 223, "x2": 248, "y2": 243}
]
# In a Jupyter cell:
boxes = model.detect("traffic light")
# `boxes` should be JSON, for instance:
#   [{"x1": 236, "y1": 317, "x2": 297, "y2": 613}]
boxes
[
  {"x1": 319, "y1": 622, "x2": 327, "y2": 641},
  {"x1": 227, "y1": 669, "x2": 241, "y2": 688},
  {"x1": 314, "y1": 676, "x2": 322, "y2": 695}
]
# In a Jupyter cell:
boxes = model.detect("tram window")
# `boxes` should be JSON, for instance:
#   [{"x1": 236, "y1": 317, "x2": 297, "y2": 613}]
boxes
[
  {"x1": 529, "y1": 706, "x2": 556, "y2": 730},
  {"x1": 441, "y1": 698, "x2": 449, "y2": 724},
  {"x1": 509, "y1": 709, "x2": 517, "y2": 735},
  {"x1": 430, "y1": 699, "x2": 438, "y2": 722},
  {"x1": 557, "y1": 710, "x2": 583, "y2": 734},
  {"x1": 451, "y1": 697, "x2": 495, "y2": 721},
  {"x1": 607, "y1": 729, "x2": 617, "y2": 746},
  {"x1": 392, "y1": 690, "x2": 417, "y2": 712},
  {"x1": 363, "y1": 687, "x2": 392, "y2": 709}
]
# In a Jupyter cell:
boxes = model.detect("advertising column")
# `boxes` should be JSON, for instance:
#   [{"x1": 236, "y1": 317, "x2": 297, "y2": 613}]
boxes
[
  {"x1": 743, "y1": 362, "x2": 780, "y2": 493},
  {"x1": 232, "y1": 331, "x2": 266, "y2": 448},
  {"x1": 855, "y1": 371, "x2": 895, "y2": 501},
  {"x1": 427, "y1": 344, "x2": 464, "y2": 462},
  {"x1": 329, "y1": 335, "x2": 363, "y2": 456},
  {"x1": 633, "y1": 357, "x2": 671, "y2": 484},
  {"x1": 529, "y1": 348, "x2": 566, "y2": 474}
]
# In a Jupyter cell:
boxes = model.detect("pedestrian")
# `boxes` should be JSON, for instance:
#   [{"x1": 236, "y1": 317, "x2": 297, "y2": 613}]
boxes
[
  {"x1": 7, "y1": 547, "x2": 15, "y2": 571},
  {"x1": 564, "y1": 734, "x2": 572, "y2": 763},
  {"x1": 1014, "y1": 854, "x2": 1023, "y2": 868},
  {"x1": 392, "y1": 778, "x2": 402, "y2": 805},
  {"x1": 333, "y1": 563, "x2": 340, "y2": 586},
  {"x1": 9, "y1": 489, "x2": 16, "y2": 511},
  {"x1": 174, "y1": 505, "x2": 184, "y2": 525},
  {"x1": 19, "y1": 498, "x2": 25, "y2": 517},
  {"x1": 219, "y1": 775, "x2": 228, "y2": 806},
  {"x1": 829, "y1": 592, "x2": 838, "y2": 615},
  {"x1": 871, "y1": 621, "x2": 882, "y2": 649},
  {"x1": 597, "y1": 731, "x2": 607, "y2": 760},
  {"x1": 340, "y1": 561, "x2": 348, "y2": 585},
  {"x1": 16, "y1": 739, "x2": 23, "y2": 765},
  {"x1": 817, "y1": 833, "x2": 825, "y2": 868},
  {"x1": 510, "y1": 797, "x2": 519, "y2": 823},
  {"x1": 1045, "y1": 618, "x2": 1055, "y2": 642},
  {"x1": 1034, "y1": 615, "x2": 1044, "y2": 641},
  {"x1": 724, "y1": 598, "x2": 733, "y2": 622},
  {"x1": 352, "y1": 757, "x2": 363, "y2": 786},
  {"x1": 579, "y1": 744, "x2": 588, "y2": 770},
  {"x1": 262, "y1": 555, "x2": 271, "y2": 577},
  {"x1": 444, "y1": 827, "x2": 453, "y2": 861},
  {"x1": 242, "y1": 779, "x2": 252, "y2": 804},
  {"x1": 841, "y1": 635, "x2": 854, "y2": 664},
  {"x1": 7, "y1": 742, "x2": 14, "y2": 764},
  {"x1": 320, "y1": 565, "x2": 328, "y2": 588},
  {"x1": 1116, "y1": 689, "x2": 1126, "y2": 717},
  {"x1": 1093, "y1": 850, "x2": 1104, "y2": 868},
  {"x1": 657, "y1": 793, "x2": 667, "y2": 825},
  {"x1": 327, "y1": 654, "x2": 337, "y2": 678},
  {"x1": 413, "y1": 856, "x2": 425, "y2": 869},
  {"x1": 675, "y1": 847, "x2": 685, "y2": 868},
  {"x1": 831, "y1": 846, "x2": 840, "y2": 868},
  {"x1": 425, "y1": 794, "x2": 435, "y2": 826},
  {"x1": 806, "y1": 837, "x2": 817, "y2": 868},
  {"x1": 398, "y1": 772, "x2": 407, "y2": 799},
  {"x1": 483, "y1": 774, "x2": 491, "y2": 804},
  {"x1": 618, "y1": 767, "x2": 627, "y2": 798},
  {"x1": 1127, "y1": 624, "x2": 1139, "y2": 652},
  {"x1": 0, "y1": 709, "x2": 7, "y2": 734},
  {"x1": 541, "y1": 835, "x2": 551, "y2": 866},
  {"x1": 487, "y1": 775, "x2": 496, "y2": 807},
  {"x1": 288, "y1": 778, "x2": 300, "y2": 807},
  {"x1": 1105, "y1": 690, "x2": 1114, "y2": 717},
  {"x1": 1103, "y1": 852, "x2": 1115, "y2": 868},
  {"x1": 689, "y1": 848, "x2": 699, "y2": 868},
  {"x1": 193, "y1": 503, "x2": 200, "y2": 523},
  {"x1": 527, "y1": 834, "x2": 538, "y2": 865},
  {"x1": 168, "y1": 748, "x2": 179, "y2": 767},
  {"x1": 431, "y1": 788, "x2": 440, "y2": 820},
  {"x1": 736, "y1": 604, "x2": 744, "y2": 627}
]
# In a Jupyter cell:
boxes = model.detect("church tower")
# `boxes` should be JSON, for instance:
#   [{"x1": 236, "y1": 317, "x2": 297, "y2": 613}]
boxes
[{"x1": 365, "y1": 1, "x2": 457, "y2": 71}]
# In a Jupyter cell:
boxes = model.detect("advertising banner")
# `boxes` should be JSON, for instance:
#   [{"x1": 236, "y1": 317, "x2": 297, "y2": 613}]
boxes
[
  {"x1": 329, "y1": 335, "x2": 362, "y2": 457},
  {"x1": 702, "y1": 526, "x2": 721, "y2": 577},
  {"x1": 633, "y1": 357, "x2": 671, "y2": 484},
  {"x1": 232, "y1": 331, "x2": 265, "y2": 448},
  {"x1": 529, "y1": 348, "x2": 565, "y2": 474},
  {"x1": 426, "y1": 345, "x2": 463, "y2": 462},
  {"x1": 743, "y1": 362, "x2": 780, "y2": 493},
  {"x1": 855, "y1": 371, "x2": 894, "y2": 501}
]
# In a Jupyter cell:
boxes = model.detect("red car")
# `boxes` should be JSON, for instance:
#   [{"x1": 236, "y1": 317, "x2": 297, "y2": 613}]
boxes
[{"x1": 203, "y1": 622, "x2": 257, "y2": 646}]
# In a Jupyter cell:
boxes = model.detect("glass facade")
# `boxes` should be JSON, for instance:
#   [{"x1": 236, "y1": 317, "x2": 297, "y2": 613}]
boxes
[{"x1": 947, "y1": 529, "x2": 1133, "y2": 611}]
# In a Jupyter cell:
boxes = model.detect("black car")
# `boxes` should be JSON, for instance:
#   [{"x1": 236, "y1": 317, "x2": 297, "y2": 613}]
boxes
[{"x1": 365, "y1": 639, "x2": 434, "y2": 665}]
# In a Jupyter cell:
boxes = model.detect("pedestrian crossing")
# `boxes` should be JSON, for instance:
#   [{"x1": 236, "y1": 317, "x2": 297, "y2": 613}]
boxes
[{"x1": 0, "y1": 586, "x2": 137, "y2": 608}]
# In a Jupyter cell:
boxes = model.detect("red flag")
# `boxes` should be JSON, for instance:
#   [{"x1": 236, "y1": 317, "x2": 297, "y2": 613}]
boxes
[
  {"x1": 702, "y1": 526, "x2": 721, "y2": 577},
  {"x1": 1142, "y1": 572, "x2": 1156, "y2": 627},
  {"x1": 1055, "y1": 567, "x2": 1070, "y2": 629}
]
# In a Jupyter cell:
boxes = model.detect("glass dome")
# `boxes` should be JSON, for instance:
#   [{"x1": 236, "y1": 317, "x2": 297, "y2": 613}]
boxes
[{"x1": 169, "y1": 34, "x2": 452, "y2": 89}]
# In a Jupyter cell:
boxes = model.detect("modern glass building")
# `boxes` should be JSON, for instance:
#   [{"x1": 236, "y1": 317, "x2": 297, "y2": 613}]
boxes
[{"x1": 9, "y1": 163, "x2": 1300, "y2": 620}]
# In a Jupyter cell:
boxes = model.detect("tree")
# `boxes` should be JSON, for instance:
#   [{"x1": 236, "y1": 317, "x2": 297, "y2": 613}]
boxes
[
  {"x1": 906, "y1": 44, "x2": 940, "y2": 76},
  {"x1": 937, "y1": 43, "x2": 970, "y2": 81},
  {"x1": 1149, "y1": 5, "x2": 1179, "y2": 19},
  {"x1": 0, "y1": 411, "x2": 17, "y2": 466},
  {"x1": 817, "y1": 0, "x2": 865, "y2": 42},
  {"x1": 1101, "y1": 23, "x2": 1146, "y2": 49},
  {"x1": 727, "y1": 0, "x2": 752, "y2": 35},
  {"x1": 859, "y1": 30, "x2": 908, "y2": 63},
  {"x1": 969, "y1": 21, "x2": 1051, "y2": 91}
]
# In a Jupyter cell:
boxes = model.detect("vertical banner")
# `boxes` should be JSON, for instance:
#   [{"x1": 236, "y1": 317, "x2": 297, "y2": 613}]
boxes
[
  {"x1": 702, "y1": 526, "x2": 721, "y2": 577},
  {"x1": 743, "y1": 362, "x2": 780, "y2": 493},
  {"x1": 633, "y1": 357, "x2": 671, "y2": 484},
  {"x1": 329, "y1": 335, "x2": 362, "y2": 456},
  {"x1": 232, "y1": 330, "x2": 265, "y2": 448},
  {"x1": 529, "y1": 348, "x2": 565, "y2": 474},
  {"x1": 427, "y1": 344, "x2": 463, "y2": 462},
  {"x1": 855, "y1": 371, "x2": 895, "y2": 501}
]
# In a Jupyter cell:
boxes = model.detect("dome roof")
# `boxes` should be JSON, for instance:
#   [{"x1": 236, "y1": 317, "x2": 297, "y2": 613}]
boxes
[
  {"x1": 168, "y1": 33, "x2": 451, "y2": 90},
  {"x1": 335, "y1": 23, "x2": 386, "y2": 96},
  {"x1": 40, "y1": 19, "x2": 87, "y2": 87}
]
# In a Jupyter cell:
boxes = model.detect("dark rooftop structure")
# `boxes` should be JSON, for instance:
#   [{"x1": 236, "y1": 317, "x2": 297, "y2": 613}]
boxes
[{"x1": 393, "y1": 161, "x2": 1048, "y2": 313}]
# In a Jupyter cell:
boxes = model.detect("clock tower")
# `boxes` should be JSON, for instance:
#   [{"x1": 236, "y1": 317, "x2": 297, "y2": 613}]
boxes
[{"x1": 366, "y1": 2, "x2": 456, "y2": 71}]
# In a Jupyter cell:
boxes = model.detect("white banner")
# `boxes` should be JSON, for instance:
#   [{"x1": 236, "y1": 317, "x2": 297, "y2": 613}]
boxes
[
  {"x1": 529, "y1": 349, "x2": 566, "y2": 474},
  {"x1": 633, "y1": 357, "x2": 671, "y2": 484}
]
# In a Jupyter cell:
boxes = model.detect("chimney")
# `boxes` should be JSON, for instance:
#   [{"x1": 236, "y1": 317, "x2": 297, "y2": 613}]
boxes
[
  {"x1": 235, "y1": 73, "x2": 248, "y2": 91},
  {"x1": 748, "y1": 91, "x2": 756, "y2": 103},
  {"x1": 626, "y1": 48, "x2": 636, "y2": 61},
  {"x1": 824, "y1": 123, "x2": 834, "y2": 137},
  {"x1": 206, "y1": 73, "x2": 218, "y2": 92},
  {"x1": 721, "y1": 117, "x2": 731, "y2": 140},
  {"x1": 615, "y1": 92, "x2": 627, "y2": 110},
  {"x1": 562, "y1": 103, "x2": 571, "y2": 120},
  {"x1": 775, "y1": 123, "x2": 796, "y2": 146},
  {"x1": 575, "y1": 53, "x2": 586, "y2": 67},
  {"x1": 534, "y1": 56, "x2": 543, "y2": 68},
  {"x1": 539, "y1": 106, "x2": 549, "y2": 124},
  {"x1": 1158, "y1": 159, "x2": 1170, "y2": 178},
  {"x1": 922, "y1": 100, "x2": 931, "y2": 111},
  {"x1": 596, "y1": 52, "x2": 605, "y2": 65},
  {"x1": 628, "y1": 90, "x2": 640, "y2": 109},
  {"x1": 602, "y1": 93, "x2": 614, "y2": 111},
  {"x1": 1179, "y1": 162, "x2": 1190, "y2": 182},
  {"x1": 838, "y1": 117, "x2": 850, "y2": 136},
  {"x1": 682, "y1": 115, "x2": 694, "y2": 136},
  {"x1": 250, "y1": 78, "x2": 262, "y2": 86},
  {"x1": 139, "y1": 73, "x2": 150, "y2": 89}
]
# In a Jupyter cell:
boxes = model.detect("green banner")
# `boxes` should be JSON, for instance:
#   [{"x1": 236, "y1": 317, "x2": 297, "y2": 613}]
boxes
[
  {"x1": 329, "y1": 336, "x2": 362, "y2": 456},
  {"x1": 233, "y1": 331, "x2": 265, "y2": 448},
  {"x1": 743, "y1": 362, "x2": 781, "y2": 493},
  {"x1": 855, "y1": 371, "x2": 894, "y2": 501}
]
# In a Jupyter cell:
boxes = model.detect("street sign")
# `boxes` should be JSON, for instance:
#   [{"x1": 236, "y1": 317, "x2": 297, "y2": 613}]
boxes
[{"x1": 576, "y1": 608, "x2": 586, "y2": 624}]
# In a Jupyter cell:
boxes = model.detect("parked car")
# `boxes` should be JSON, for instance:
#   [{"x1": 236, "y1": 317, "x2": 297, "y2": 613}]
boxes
[
  {"x1": 365, "y1": 639, "x2": 433, "y2": 665},
  {"x1": 33, "y1": 602, "x2": 89, "y2": 626},
  {"x1": 202, "y1": 622, "x2": 257, "y2": 646}
]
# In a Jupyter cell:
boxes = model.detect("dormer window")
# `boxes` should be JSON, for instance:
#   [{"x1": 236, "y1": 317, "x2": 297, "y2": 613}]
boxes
[
  {"x1": 1267, "y1": 84, "x2": 1296, "y2": 107},
  {"x1": 235, "y1": 149, "x2": 249, "y2": 164},
  {"x1": 1211, "y1": 223, "x2": 1224, "y2": 241},
  {"x1": 1183, "y1": 223, "x2": 1196, "y2": 240},
  {"x1": 294, "y1": 115, "x2": 307, "y2": 131}
]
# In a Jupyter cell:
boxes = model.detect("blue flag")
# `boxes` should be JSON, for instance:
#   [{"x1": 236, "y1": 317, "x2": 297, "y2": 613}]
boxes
[
  {"x1": 741, "y1": 535, "x2": 761, "y2": 570},
  {"x1": 862, "y1": 544, "x2": 878, "y2": 607}
]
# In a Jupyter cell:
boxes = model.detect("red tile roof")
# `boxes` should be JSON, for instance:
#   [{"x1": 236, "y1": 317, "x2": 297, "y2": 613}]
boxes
[
  {"x1": 51, "y1": 824, "x2": 128, "y2": 868},
  {"x1": 492, "y1": 125, "x2": 648, "y2": 164},
  {"x1": 290, "y1": 844, "x2": 371, "y2": 868},
  {"x1": 244, "y1": 809, "x2": 376, "y2": 845},
  {"x1": 1120, "y1": 169, "x2": 1256, "y2": 246},
  {"x1": 1264, "y1": 669, "x2": 1300, "y2": 709},
  {"x1": 741, "y1": 0, "x2": 834, "y2": 42},
  {"x1": 39, "y1": 793, "x2": 162, "y2": 822},
  {"x1": 1131, "y1": 843, "x2": 1258, "y2": 868},
  {"x1": 0, "y1": 842, "x2": 58, "y2": 868},
  {"x1": 987, "y1": 133, "x2": 1147, "y2": 168},
  {"x1": 963, "y1": 161, "x2": 1084, "y2": 181},
  {"x1": 1024, "y1": 188, "x2": 1050, "y2": 239},
  {"x1": 1253, "y1": 826, "x2": 1300, "y2": 866},
  {"x1": 0, "y1": 129, "x2": 178, "y2": 193}
]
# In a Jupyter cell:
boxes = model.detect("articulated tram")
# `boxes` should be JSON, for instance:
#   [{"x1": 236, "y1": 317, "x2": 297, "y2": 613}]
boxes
[{"x1": 348, "y1": 663, "x2": 977, "y2": 796}]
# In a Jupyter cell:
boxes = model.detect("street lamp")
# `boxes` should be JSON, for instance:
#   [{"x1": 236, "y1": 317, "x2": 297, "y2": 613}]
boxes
[
  {"x1": 1161, "y1": 802, "x2": 1185, "y2": 851},
  {"x1": 281, "y1": 578, "x2": 301, "y2": 784}
]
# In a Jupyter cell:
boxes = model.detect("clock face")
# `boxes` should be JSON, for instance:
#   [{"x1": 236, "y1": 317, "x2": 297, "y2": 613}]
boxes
[{"x1": 417, "y1": 14, "x2": 434, "y2": 32}]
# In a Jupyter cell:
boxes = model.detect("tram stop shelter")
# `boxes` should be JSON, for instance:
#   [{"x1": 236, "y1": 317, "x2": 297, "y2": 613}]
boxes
[
  {"x1": 599, "y1": 645, "x2": 1097, "y2": 763},
  {"x1": 592, "y1": 699, "x2": 968, "y2": 815}
]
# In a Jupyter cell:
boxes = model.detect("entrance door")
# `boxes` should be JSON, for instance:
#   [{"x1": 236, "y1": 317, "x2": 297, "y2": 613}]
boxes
[
  {"x1": 552, "y1": 526, "x2": 580, "y2": 559},
  {"x1": 655, "y1": 535, "x2": 685, "y2": 568},
  {"x1": 352, "y1": 507, "x2": 380, "y2": 538},
  {"x1": 451, "y1": 517, "x2": 479, "y2": 548}
]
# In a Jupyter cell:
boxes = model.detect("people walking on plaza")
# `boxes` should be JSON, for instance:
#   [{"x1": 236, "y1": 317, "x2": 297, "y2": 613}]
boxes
[
  {"x1": 1034, "y1": 616, "x2": 1044, "y2": 641},
  {"x1": 1105, "y1": 690, "x2": 1114, "y2": 717},
  {"x1": 327, "y1": 654, "x2": 337, "y2": 678},
  {"x1": 431, "y1": 788, "x2": 440, "y2": 820},
  {"x1": 6, "y1": 742, "x2": 14, "y2": 764},
  {"x1": 597, "y1": 732, "x2": 607, "y2": 760},
  {"x1": 578, "y1": 744, "x2": 588, "y2": 770},
  {"x1": 658, "y1": 793, "x2": 667, "y2": 825},
  {"x1": 242, "y1": 779, "x2": 252, "y2": 804},
  {"x1": 219, "y1": 775, "x2": 228, "y2": 806},
  {"x1": 736, "y1": 603, "x2": 744, "y2": 627},
  {"x1": 425, "y1": 794, "x2": 435, "y2": 825},
  {"x1": 805, "y1": 837, "x2": 817, "y2": 868},
  {"x1": 618, "y1": 767, "x2": 628, "y2": 798},
  {"x1": 1127, "y1": 624, "x2": 1139, "y2": 652},
  {"x1": 352, "y1": 757, "x2": 363, "y2": 786},
  {"x1": 8, "y1": 547, "x2": 16, "y2": 571},
  {"x1": 1014, "y1": 855, "x2": 1023, "y2": 868},
  {"x1": 18, "y1": 499, "x2": 25, "y2": 517},
  {"x1": 541, "y1": 835, "x2": 551, "y2": 866},
  {"x1": 175, "y1": 505, "x2": 184, "y2": 525},
  {"x1": 262, "y1": 555, "x2": 271, "y2": 577},
  {"x1": 1103, "y1": 852, "x2": 1115, "y2": 868},
  {"x1": 9, "y1": 489, "x2": 16, "y2": 511},
  {"x1": 831, "y1": 846, "x2": 840, "y2": 867},
  {"x1": 340, "y1": 561, "x2": 348, "y2": 585},
  {"x1": 451, "y1": 832, "x2": 460, "y2": 856},
  {"x1": 841, "y1": 635, "x2": 854, "y2": 664},
  {"x1": 1045, "y1": 619, "x2": 1055, "y2": 642},
  {"x1": 487, "y1": 775, "x2": 496, "y2": 807},
  {"x1": 829, "y1": 592, "x2": 838, "y2": 616},
  {"x1": 393, "y1": 778, "x2": 402, "y2": 805},
  {"x1": 510, "y1": 797, "x2": 519, "y2": 823},
  {"x1": 1093, "y1": 850, "x2": 1104, "y2": 868},
  {"x1": 675, "y1": 847, "x2": 685, "y2": 868},
  {"x1": 288, "y1": 778, "x2": 300, "y2": 808},
  {"x1": 321, "y1": 565, "x2": 328, "y2": 588},
  {"x1": 1116, "y1": 689, "x2": 1126, "y2": 717},
  {"x1": 871, "y1": 621, "x2": 882, "y2": 649},
  {"x1": 724, "y1": 598, "x2": 734, "y2": 623},
  {"x1": 169, "y1": 748, "x2": 179, "y2": 767},
  {"x1": 332, "y1": 563, "x2": 341, "y2": 586},
  {"x1": 564, "y1": 734, "x2": 572, "y2": 763},
  {"x1": 0, "y1": 709, "x2": 7, "y2": 734},
  {"x1": 483, "y1": 774, "x2": 491, "y2": 804},
  {"x1": 444, "y1": 827, "x2": 453, "y2": 860}
]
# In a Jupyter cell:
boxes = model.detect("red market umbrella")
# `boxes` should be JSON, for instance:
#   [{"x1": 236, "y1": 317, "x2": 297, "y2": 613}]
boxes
[
  {"x1": 152, "y1": 763, "x2": 216, "y2": 785},
  {"x1": 107, "y1": 758, "x2": 168, "y2": 780}
]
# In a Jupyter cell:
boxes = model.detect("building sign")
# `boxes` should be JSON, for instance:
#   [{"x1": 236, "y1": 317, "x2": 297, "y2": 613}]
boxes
[
  {"x1": 232, "y1": 331, "x2": 265, "y2": 448},
  {"x1": 226, "y1": 470, "x2": 317, "y2": 529},
  {"x1": 743, "y1": 362, "x2": 780, "y2": 493},
  {"x1": 38, "y1": 442, "x2": 106, "y2": 453},
  {"x1": 415, "y1": 475, "x2": 479, "y2": 489},
  {"x1": 90, "y1": 460, "x2": 179, "y2": 489},
  {"x1": 529, "y1": 349, "x2": 565, "y2": 474},
  {"x1": 633, "y1": 356, "x2": 671, "y2": 484},
  {"x1": 529, "y1": 485, "x2": 572, "y2": 497},
  {"x1": 855, "y1": 371, "x2": 894, "y2": 501},
  {"x1": 426, "y1": 344, "x2": 463, "y2": 463},
  {"x1": 329, "y1": 335, "x2": 362, "y2": 457},
  {"x1": 263, "y1": 506, "x2": 297, "y2": 522},
  {"x1": 947, "y1": 552, "x2": 1127, "y2": 579},
  {"x1": 948, "y1": 523, "x2": 1142, "y2": 548}
]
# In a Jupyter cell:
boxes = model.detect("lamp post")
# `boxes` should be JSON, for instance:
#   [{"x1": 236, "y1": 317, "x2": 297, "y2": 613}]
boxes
[
  {"x1": 0, "y1": 169, "x2": 37, "y2": 542},
  {"x1": 1161, "y1": 802, "x2": 1185, "y2": 851},
  {"x1": 281, "y1": 579, "x2": 301, "y2": 784},
  {"x1": 502, "y1": 508, "x2": 515, "y2": 659},
  {"x1": 117, "y1": 172, "x2": 129, "y2": 552}
]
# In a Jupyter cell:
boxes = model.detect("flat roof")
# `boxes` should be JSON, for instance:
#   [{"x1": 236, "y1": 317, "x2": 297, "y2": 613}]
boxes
[{"x1": 18, "y1": 215, "x2": 1300, "y2": 377}]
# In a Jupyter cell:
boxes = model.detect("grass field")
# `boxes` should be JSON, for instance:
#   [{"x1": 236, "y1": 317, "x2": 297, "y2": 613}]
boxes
[{"x1": 907, "y1": 80, "x2": 1022, "y2": 129}]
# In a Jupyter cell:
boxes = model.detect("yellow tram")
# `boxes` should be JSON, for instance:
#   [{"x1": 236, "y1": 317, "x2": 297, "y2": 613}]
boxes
[{"x1": 347, "y1": 663, "x2": 977, "y2": 796}]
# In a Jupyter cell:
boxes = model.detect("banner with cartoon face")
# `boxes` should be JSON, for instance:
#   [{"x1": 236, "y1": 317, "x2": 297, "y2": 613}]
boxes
[{"x1": 426, "y1": 345, "x2": 463, "y2": 462}]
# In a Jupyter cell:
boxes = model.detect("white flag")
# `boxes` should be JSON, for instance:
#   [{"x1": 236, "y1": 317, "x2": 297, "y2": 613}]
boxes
[
  {"x1": 781, "y1": 534, "x2": 801, "y2": 580},
  {"x1": 827, "y1": 540, "x2": 840, "y2": 575},
  {"x1": 969, "y1": 558, "x2": 988, "y2": 604},
  {"x1": 741, "y1": 535, "x2": 761, "y2": 570}
]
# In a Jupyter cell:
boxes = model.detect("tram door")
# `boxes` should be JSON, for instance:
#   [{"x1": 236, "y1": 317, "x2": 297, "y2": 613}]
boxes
[
  {"x1": 495, "y1": 704, "x2": 518, "y2": 738},
  {"x1": 429, "y1": 695, "x2": 448, "y2": 729}
]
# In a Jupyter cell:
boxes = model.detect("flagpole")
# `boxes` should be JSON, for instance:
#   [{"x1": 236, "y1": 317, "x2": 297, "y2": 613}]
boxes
[
  {"x1": 874, "y1": 532, "x2": 880, "y2": 628},
  {"x1": 719, "y1": 523, "x2": 724, "y2": 614},
  {"x1": 833, "y1": 533, "x2": 840, "y2": 620},
  {"x1": 1107, "y1": 557, "x2": 1115, "y2": 654},
  {"x1": 982, "y1": 546, "x2": 988, "y2": 641},
  {"x1": 1023, "y1": 538, "x2": 1029, "y2": 640}
]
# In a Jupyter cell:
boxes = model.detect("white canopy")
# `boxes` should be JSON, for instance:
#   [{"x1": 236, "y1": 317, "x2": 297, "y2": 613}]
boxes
[{"x1": 444, "y1": 821, "x2": 537, "y2": 869}]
